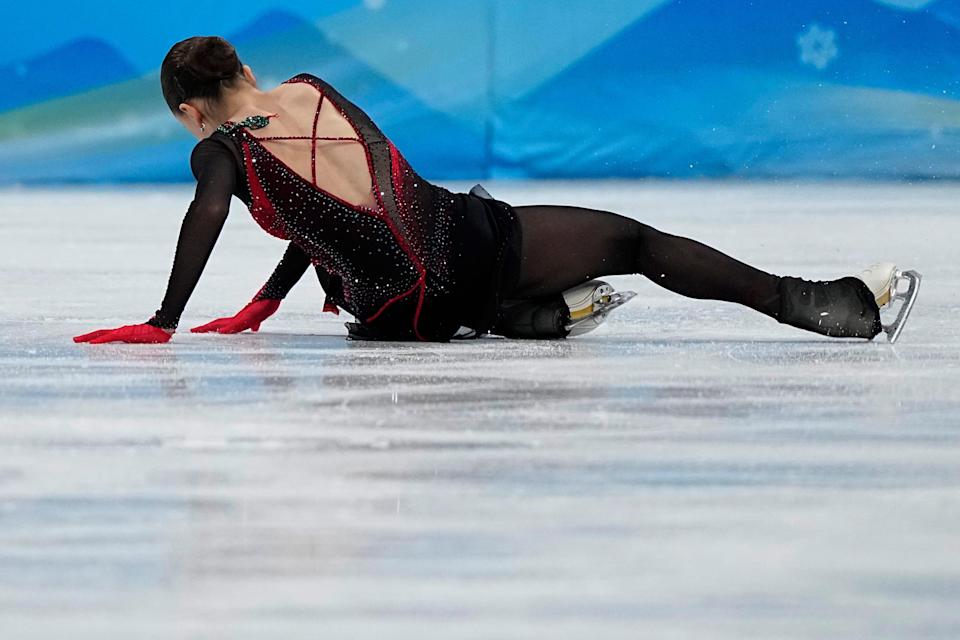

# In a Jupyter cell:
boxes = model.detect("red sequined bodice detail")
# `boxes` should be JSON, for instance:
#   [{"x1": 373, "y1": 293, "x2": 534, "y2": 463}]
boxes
[{"x1": 217, "y1": 73, "x2": 460, "y2": 339}]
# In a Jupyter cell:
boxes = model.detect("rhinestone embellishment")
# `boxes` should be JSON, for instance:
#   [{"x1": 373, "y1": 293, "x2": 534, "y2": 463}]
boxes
[{"x1": 217, "y1": 114, "x2": 273, "y2": 134}]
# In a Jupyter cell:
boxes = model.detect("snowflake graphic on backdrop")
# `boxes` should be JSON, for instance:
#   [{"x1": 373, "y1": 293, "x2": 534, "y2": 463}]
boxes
[{"x1": 796, "y1": 24, "x2": 839, "y2": 70}]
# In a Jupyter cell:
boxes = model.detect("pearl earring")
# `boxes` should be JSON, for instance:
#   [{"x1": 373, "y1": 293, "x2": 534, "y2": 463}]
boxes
[{"x1": 200, "y1": 122, "x2": 206, "y2": 133}]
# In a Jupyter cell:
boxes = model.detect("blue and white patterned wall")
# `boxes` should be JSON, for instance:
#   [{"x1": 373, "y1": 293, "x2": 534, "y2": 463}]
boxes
[{"x1": 1, "y1": 0, "x2": 958, "y2": 182}]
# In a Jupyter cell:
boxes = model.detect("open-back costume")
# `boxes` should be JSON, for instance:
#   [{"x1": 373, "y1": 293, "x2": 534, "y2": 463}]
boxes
[{"x1": 147, "y1": 72, "x2": 520, "y2": 341}]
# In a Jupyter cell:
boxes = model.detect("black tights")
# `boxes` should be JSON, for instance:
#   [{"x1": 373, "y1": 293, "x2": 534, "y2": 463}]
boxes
[{"x1": 508, "y1": 205, "x2": 782, "y2": 318}]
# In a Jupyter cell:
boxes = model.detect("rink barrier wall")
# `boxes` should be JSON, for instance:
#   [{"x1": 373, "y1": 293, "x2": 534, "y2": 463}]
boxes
[{"x1": 0, "y1": 0, "x2": 958, "y2": 182}]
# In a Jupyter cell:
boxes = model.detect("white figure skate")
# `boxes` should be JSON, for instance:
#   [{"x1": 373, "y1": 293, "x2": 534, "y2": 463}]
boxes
[
  {"x1": 855, "y1": 262, "x2": 921, "y2": 344},
  {"x1": 563, "y1": 280, "x2": 637, "y2": 337}
]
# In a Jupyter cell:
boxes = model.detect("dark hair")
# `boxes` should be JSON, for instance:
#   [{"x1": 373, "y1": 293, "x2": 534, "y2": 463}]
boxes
[{"x1": 160, "y1": 36, "x2": 243, "y2": 114}]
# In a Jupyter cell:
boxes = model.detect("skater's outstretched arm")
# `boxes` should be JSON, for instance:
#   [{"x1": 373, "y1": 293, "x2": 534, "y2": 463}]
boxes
[
  {"x1": 74, "y1": 138, "x2": 238, "y2": 344},
  {"x1": 148, "y1": 139, "x2": 238, "y2": 329}
]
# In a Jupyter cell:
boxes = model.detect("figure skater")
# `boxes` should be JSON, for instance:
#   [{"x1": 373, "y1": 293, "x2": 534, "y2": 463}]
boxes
[{"x1": 74, "y1": 36, "x2": 920, "y2": 346}]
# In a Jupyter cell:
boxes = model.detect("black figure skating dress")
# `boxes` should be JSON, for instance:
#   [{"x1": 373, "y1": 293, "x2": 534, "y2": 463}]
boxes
[{"x1": 148, "y1": 72, "x2": 521, "y2": 341}]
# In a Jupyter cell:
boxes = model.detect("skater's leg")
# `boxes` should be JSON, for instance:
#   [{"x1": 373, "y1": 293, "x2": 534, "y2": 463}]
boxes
[
  {"x1": 508, "y1": 204, "x2": 781, "y2": 318},
  {"x1": 507, "y1": 204, "x2": 881, "y2": 339}
]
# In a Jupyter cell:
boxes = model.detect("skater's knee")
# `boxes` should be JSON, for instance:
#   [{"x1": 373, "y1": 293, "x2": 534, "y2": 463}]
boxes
[
  {"x1": 627, "y1": 221, "x2": 664, "y2": 274},
  {"x1": 633, "y1": 220, "x2": 666, "y2": 245}
]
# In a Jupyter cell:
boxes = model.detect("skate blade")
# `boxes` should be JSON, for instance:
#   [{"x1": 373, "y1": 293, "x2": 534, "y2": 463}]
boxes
[
  {"x1": 565, "y1": 291, "x2": 637, "y2": 333},
  {"x1": 882, "y1": 270, "x2": 921, "y2": 344}
]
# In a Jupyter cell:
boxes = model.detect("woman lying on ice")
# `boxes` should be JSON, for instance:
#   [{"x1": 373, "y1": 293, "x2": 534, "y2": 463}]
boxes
[{"x1": 74, "y1": 36, "x2": 920, "y2": 346}]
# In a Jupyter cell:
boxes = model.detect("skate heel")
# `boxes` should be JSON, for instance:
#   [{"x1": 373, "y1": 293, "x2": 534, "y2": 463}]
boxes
[
  {"x1": 855, "y1": 263, "x2": 921, "y2": 344},
  {"x1": 857, "y1": 262, "x2": 898, "y2": 307},
  {"x1": 881, "y1": 269, "x2": 921, "y2": 344},
  {"x1": 564, "y1": 280, "x2": 637, "y2": 337},
  {"x1": 492, "y1": 280, "x2": 637, "y2": 339}
]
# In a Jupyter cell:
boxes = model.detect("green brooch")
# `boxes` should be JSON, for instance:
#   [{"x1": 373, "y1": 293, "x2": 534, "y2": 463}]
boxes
[{"x1": 217, "y1": 114, "x2": 272, "y2": 134}]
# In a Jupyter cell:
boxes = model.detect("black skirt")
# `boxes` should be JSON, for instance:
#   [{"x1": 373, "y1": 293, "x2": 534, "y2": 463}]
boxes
[
  {"x1": 449, "y1": 185, "x2": 523, "y2": 333},
  {"x1": 345, "y1": 184, "x2": 522, "y2": 342}
]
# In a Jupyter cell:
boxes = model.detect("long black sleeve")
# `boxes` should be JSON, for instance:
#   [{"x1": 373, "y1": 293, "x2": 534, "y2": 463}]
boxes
[
  {"x1": 252, "y1": 241, "x2": 312, "y2": 301},
  {"x1": 147, "y1": 138, "x2": 238, "y2": 330}
]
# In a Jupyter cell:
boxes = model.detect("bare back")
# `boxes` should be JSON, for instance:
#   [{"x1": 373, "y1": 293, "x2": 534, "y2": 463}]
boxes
[{"x1": 226, "y1": 81, "x2": 377, "y2": 210}]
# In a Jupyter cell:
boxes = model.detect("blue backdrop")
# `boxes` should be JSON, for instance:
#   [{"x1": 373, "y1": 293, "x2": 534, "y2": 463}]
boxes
[{"x1": 1, "y1": 0, "x2": 958, "y2": 182}]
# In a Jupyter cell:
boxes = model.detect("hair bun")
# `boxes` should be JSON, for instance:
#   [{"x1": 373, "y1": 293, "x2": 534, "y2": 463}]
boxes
[
  {"x1": 183, "y1": 36, "x2": 241, "y2": 83},
  {"x1": 160, "y1": 36, "x2": 243, "y2": 113}
]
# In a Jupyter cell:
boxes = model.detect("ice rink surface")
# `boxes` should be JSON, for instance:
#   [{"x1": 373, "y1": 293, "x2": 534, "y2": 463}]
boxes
[{"x1": 1, "y1": 181, "x2": 959, "y2": 639}]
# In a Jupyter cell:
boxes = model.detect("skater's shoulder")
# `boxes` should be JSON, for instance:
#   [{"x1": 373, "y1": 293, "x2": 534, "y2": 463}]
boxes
[
  {"x1": 189, "y1": 134, "x2": 242, "y2": 180},
  {"x1": 281, "y1": 71, "x2": 325, "y2": 88}
]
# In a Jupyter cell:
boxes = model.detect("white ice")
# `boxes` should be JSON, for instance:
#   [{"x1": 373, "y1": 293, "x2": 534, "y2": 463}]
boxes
[{"x1": 1, "y1": 181, "x2": 959, "y2": 639}]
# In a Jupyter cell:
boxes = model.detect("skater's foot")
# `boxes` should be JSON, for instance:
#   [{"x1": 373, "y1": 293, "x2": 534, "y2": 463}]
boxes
[{"x1": 777, "y1": 274, "x2": 882, "y2": 339}]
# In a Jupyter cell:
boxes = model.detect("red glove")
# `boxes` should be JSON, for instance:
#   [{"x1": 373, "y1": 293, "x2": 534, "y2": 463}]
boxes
[
  {"x1": 190, "y1": 299, "x2": 280, "y2": 334},
  {"x1": 74, "y1": 324, "x2": 173, "y2": 344}
]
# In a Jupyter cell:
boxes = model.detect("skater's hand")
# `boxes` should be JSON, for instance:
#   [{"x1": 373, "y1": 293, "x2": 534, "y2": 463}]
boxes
[
  {"x1": 73, "y1": 324, "x2": 173, "y2": 344},
  {"x1": 190, "y1": 299, "x2": 280, "y2": 334}
]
